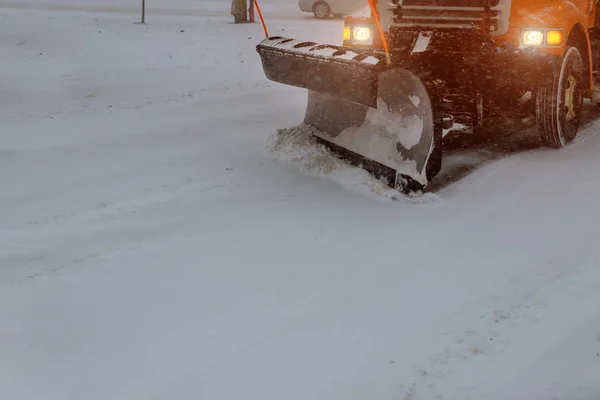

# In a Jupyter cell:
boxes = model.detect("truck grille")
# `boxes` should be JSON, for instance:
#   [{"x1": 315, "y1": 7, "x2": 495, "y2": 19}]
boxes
[{"x1": 390, "y1": 0, "x2": 504, "y2": 33}]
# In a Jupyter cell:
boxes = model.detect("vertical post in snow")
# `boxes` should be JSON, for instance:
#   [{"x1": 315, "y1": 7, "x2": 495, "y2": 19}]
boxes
[
  {"x1": 233, "y1": 0, "x2": 248, "y2": 23},
  {"x1": 141, "y1": 0, "x2": 146, "y2": 24},
  {"x1": 249, "y1": 0, "x2": 255, "y2": 23}
]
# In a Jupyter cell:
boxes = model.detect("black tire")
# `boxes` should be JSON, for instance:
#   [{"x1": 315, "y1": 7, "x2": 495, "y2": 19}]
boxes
[
  {"x1": 536, "y1": 46, "x2": 584, "y2": 148},
  {"x1": 313, "y1": 1, "x2": 331, "y2": 19}
]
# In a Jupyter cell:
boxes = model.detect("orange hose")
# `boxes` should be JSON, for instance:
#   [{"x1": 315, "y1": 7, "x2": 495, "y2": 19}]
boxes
[
  {"x1": 367, "y1": 0, "x2": 391, "y2": 65},
  {"x1": 253, "y1": 0, "x2": 269, "y2": 38}
]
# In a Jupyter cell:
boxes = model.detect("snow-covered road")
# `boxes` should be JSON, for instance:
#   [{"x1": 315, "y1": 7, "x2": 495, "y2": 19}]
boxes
[{"x1": 2, "y1": 2, "x2": 600, "y2": 399}]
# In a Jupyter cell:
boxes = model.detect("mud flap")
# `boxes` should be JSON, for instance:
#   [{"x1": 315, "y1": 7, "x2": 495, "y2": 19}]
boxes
[{"x1": 306, "y1": 68, "x2": 441, "y2": 194}]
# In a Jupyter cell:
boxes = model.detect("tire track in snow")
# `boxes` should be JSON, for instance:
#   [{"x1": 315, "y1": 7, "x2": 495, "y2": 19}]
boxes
[
  {"x1": 2, "y1": 147, "x2": 287, "y2": 285},
  {"x1": 398, "y1": 236, "x2": 600, "y2": 400},
  {"x1": 1, "y1": 180, "x2": 229, "y2": 285}
]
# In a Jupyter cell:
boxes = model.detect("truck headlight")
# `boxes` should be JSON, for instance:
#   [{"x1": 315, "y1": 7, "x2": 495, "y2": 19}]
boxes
[
  {"x1": 343, "y1": 25, "x2": 373, "y2": 45},
  {"x1": 520, "y1": 28, "x2": 565, "y2": 48},
  {"x1": 546, "y1": 30, "x2": 565, "y2": 47},
  {"x1": 344, "y1": 26, "x2": 351, "y2": 41},
  {"x1": 353, "y1": 26, "x2": 372, "y2": 42},
  {"x1": 521, "y1": 30, "x2": 544, "y2": 46}
]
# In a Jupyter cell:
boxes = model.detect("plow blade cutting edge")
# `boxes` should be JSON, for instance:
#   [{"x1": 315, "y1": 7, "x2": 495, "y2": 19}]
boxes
[{"x1": 256, "y1": 36, "x2": 441, "y2": 194}]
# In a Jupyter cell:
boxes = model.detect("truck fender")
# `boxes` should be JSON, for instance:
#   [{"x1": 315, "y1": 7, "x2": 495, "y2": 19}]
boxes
[
  {"x1": 524, "y1": 1, "x2": 594, "y2": 92},
  {"x1": 551, "y1": 1, "x2": 594, "y2": 92},
  {"x1": 565, "y1": 23, "x2": 594, "y2": 94}
]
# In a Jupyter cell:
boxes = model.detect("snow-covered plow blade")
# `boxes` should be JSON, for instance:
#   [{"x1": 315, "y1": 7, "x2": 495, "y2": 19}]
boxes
[{"x1": 256, "y1": 37, "x2": 441, "y2": 194}]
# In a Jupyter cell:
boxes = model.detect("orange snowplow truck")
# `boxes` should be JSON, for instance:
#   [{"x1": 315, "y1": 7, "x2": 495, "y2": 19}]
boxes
[{"x1": 256, "y1": 0, "x2": 600, "y2": 194}]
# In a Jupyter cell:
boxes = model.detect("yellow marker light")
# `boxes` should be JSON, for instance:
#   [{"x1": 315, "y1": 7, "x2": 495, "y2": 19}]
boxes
[
  {"x1": 546, "y1": 29, "x2": 564, "y2": 47},
  {"x1": 353, "y1": 26, "x2": 372, "y2": 42},
  {"x1": 343, "y1": 26, "x2": 351, "y2": 41},
  {"x1": 522, "y1": 30, "x2": 544, "y2": 46}
]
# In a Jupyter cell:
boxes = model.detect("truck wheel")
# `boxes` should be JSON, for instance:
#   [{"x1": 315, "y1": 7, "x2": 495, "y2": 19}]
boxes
[
  {"x1": 536, "y1": 46, "x2": 584, "y2": 148},
  {"x1": 313, "y1": 1, "x2": 331, "y2": 19}
]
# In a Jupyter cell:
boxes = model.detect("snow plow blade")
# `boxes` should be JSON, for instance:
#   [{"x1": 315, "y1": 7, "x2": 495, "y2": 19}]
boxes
[{"x1": 256, "y1": 37, "x2": 441, "y2": 194}]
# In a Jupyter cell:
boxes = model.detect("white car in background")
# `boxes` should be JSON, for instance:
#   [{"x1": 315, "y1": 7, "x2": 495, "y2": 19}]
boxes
[{"x1": 298, "y1": 0, "x2": 366, "y2": 19}]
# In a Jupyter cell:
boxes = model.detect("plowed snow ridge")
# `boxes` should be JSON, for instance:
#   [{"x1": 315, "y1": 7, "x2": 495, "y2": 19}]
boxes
[{"x1": 268, "y1": 124, "x2": 441, "y2": 203}]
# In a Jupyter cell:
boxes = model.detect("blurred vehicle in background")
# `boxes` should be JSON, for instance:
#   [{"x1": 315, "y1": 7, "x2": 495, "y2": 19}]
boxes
[{"x1": 297, "y1": 0, "x2": 366, "y2": 19}]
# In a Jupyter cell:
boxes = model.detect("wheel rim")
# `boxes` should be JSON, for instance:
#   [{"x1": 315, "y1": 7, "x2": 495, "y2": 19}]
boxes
[
  {"x1": 564, "y1": 75, "x2": 579, "y2": 122},
  {"x1": 561, "y1": 72, "x2": 582, "y2": 143},
  {"x1": 314, "y1": 4, "x2": 328, "y2": 18}
]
